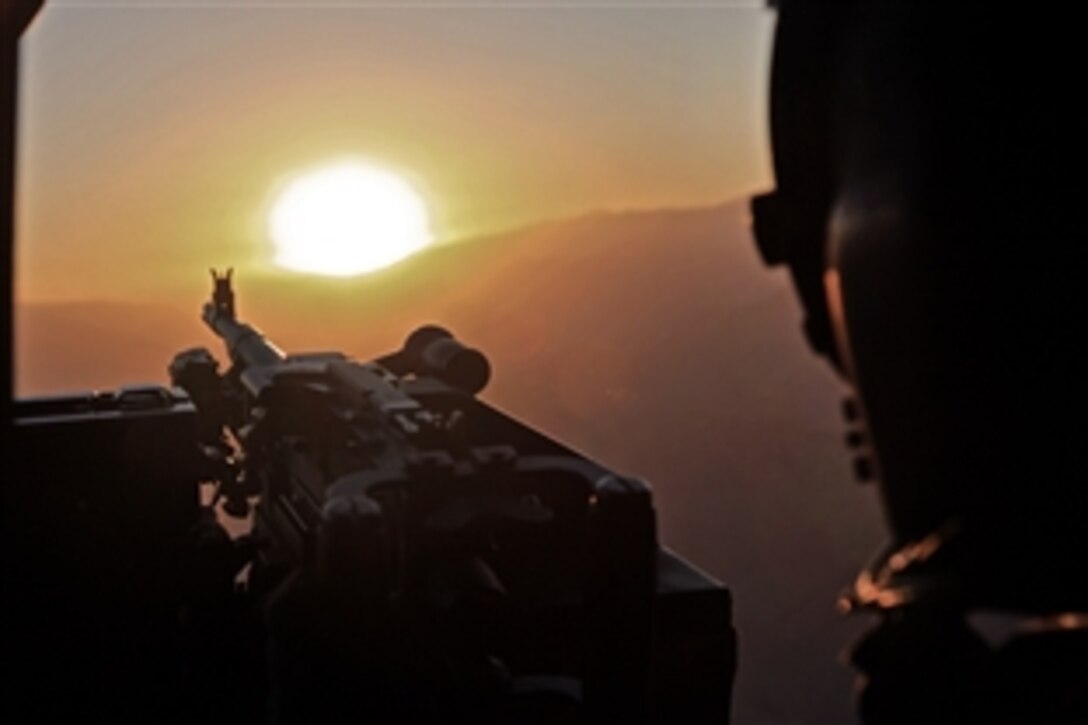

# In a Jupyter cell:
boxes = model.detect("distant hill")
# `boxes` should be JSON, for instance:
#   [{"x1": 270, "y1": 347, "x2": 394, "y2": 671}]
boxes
[{"x1": 15, "y1": 201, "x2": 883, "y2": 725}]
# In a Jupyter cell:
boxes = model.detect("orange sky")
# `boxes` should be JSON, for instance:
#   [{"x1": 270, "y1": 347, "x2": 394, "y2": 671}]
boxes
[{"x1": 15, "y1": 2, "x2": 773, "y2": 302}]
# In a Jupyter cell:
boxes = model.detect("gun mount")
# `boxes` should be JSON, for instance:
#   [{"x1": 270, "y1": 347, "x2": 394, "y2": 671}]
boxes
[{"x1": 7, "y1": 271, "x2": 736, "y2": 724}]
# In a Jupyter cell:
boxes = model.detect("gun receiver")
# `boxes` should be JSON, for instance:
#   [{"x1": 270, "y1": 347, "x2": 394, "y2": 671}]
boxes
[{"x1": 168, "y1": 270, "x2": 736, "y2": 723}]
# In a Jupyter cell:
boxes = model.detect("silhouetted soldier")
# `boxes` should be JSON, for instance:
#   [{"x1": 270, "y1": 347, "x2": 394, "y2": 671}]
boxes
[{"x1": 753, "y1": 3, "x2": 1087, "y2": 722}]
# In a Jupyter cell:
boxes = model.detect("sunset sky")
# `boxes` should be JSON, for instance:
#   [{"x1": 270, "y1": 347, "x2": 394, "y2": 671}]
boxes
[{"x1": 16, "y1": 0, "x2": 773, "y2": 301}]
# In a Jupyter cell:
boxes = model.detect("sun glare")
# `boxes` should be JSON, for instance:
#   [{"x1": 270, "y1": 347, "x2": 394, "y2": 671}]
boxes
[{"x1": 269, "y1": 162, "x2": 433, "y2": 276}]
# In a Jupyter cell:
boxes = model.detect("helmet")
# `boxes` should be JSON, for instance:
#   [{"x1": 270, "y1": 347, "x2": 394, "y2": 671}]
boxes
[{"x1": 754, "y1": 1, "x2": 1088, "y2": 614}]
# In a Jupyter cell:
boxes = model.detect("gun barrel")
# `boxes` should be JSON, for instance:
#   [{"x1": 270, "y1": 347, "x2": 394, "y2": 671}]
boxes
[
  {"x1": 203, "y1": 269, "x2": 284, "y2": 369},
  {"x1": 204, "y1": 309, "x2": 285, "y2": 369}
]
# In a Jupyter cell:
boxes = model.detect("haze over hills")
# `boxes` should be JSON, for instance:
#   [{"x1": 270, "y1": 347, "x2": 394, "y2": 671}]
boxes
[{"x1": 15, "y1": 200, "x2": 883, "y2": 724}]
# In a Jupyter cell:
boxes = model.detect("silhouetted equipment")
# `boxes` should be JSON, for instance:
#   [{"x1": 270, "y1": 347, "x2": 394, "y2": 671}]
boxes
[
  {"x1": 7, "y1": 271, "x2": 735, "y2": 723},
  {"x1": 754, "y1": 2, "x2": 1088, "y2": 721}
]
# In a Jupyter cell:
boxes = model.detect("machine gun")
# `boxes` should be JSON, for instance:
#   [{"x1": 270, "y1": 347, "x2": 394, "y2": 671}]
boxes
[{"x1": 8, "y1": 270, "x2": 735, "y2": 723}]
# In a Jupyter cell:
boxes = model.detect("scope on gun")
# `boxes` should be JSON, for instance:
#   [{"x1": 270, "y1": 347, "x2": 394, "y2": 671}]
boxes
[{"x1": 381, "y1": 324, "x2": 491, "y2": 395}]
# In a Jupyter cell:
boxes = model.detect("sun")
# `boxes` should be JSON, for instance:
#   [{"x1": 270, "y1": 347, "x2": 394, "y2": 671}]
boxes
[{"x1": 268, "y1": 162, "x2": 433, "y2": 276}]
